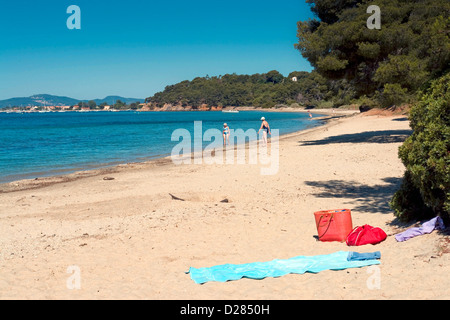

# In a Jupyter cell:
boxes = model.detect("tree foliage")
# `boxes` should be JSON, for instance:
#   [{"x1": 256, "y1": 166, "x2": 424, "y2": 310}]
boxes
[{"x1": 296, "y1": 0, "x2": 450, "y2": 106}]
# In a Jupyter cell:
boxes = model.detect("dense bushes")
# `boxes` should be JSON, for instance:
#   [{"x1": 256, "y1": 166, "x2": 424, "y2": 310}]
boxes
[{"x1": 390, "y1": 72, "x2": 450, "y2": 222}]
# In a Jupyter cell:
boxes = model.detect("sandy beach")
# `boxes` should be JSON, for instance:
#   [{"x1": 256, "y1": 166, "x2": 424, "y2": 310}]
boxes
[{"x1": 0, "y1": 111, "x2": 448, "y2": 300}]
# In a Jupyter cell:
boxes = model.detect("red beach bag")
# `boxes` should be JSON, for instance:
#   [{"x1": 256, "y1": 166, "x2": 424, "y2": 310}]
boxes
[
  {"x1": 346, "y1": 225, "x2": 387, "y2": 246},
  {"x1": 314, "y1": 209, "x2": 353, "y2": 242}
]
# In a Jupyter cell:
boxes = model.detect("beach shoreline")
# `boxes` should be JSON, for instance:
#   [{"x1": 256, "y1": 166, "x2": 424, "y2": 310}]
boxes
[
  {"x1": 0, "y1": 108, "x2": 355, "y2": 194},
  {"x1": 1, "y1": 111, "x2": 448, "y2": 300}
]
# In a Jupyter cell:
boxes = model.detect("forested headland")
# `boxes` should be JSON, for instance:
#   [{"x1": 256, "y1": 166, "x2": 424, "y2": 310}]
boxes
[{"x1": 145, "y1": 71, "x2": 334, "y2": 109}]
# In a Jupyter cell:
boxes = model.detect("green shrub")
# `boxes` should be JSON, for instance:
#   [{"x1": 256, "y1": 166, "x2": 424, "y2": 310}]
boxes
[
  {"x1": 317, "y1": 100, "x2": 334, "y2": 109},
  {"x1": 377, "y1": 83, "x2": 411, "y2": 108},
  {"x1": 353, "y1": 95, "x2": 380, "y2": 110},
  {"x1": 390, "y1": 171, "x2": 435, "y2": 222},
  {"x1": 390, "y1": 72, "x2": 450, "y2": 222}
]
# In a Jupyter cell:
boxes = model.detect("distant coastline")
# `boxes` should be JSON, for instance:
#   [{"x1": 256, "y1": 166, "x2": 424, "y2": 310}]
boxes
[
  {"x1": 0, "y1": 105, "x2": 360, "y2": 114},
  {"x1": 0, "y1": 94, "x2": 144, "y2": 110}
]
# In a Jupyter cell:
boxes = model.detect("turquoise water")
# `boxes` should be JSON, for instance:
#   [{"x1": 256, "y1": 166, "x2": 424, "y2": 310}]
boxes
[{"x1": 0, "y1": 111, "x2": 322, "y2": 183}]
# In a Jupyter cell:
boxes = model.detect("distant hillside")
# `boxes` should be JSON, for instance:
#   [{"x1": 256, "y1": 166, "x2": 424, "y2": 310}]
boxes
[
  {"x1": 0, "y1": 94, "x2": 144, "y2": 108},
  {"x1": 0, "y1": 94, "x2": 79, "y2": 108}
]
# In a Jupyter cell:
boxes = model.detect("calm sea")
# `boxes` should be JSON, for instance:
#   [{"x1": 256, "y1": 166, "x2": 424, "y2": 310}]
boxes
[{"x1": 0, "y1": 111, "x2": 322, "y2": 183}]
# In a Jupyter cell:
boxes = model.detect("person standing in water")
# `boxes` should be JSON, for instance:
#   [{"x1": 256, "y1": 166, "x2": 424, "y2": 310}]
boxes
[
  {"x1": 258, "y1": 117, "x2": 271, "y2": 147},
  {"x1": 223, "y1": 123, "x2": 230, "y2": 145}
]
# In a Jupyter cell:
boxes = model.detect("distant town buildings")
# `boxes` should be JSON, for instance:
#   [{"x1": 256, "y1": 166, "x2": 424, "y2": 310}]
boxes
[{"x1": 1, "y1": 104, "x2": 116, "y2": 112}]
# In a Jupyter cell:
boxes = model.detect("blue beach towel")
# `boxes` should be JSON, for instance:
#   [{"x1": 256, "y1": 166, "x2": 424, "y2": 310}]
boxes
[
  {"x1": 188, "y1": 251, "x2": 380, "y2": 284},
  {"x1": 347, "y1": 251, "x2": 381, "y2": 261}
]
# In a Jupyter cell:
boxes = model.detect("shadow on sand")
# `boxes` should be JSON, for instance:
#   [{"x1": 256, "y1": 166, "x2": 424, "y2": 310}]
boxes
[
  {"x1": 392, "y1": 117, "x2": 409, "y2": 122},
  {"x1": 305, "y1": 177, "x2": 403, "y2": 215},
  {"x1": 299, "y1": 129, "x2": 412, "y2": 146}
]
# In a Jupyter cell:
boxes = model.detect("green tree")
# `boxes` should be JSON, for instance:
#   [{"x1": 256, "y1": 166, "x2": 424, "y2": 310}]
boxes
[
  {"x1": 265, "y1": 70, "x2": 285, "y2": 84},
  {"x1": 88, "y1": 100, "x2": 97, "y2": 109},
  {"x1": 114, "y1": 100, "x2": 126, "y2": 109},
  {"x1": 306, "y1": 0, "x2": 360, "y2": 24},
  {"x1": 374, "y1": 54, "x2": 430, "y2": 92},
  {"x1": 296, "y1": 0, "x2": 450, "y2": 104},
  {"x1": 376, "y1": 83, "x2": 410, "y2": 108}
]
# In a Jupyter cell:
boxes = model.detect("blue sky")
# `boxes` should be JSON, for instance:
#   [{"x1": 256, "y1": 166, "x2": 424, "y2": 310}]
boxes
[{"x1": 0, "y1": 0, "x2": 315, "y2": 100}]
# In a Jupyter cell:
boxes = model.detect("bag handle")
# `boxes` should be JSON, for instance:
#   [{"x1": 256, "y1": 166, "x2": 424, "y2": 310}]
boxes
[
  {"x1": 347, "y1": 225, "x2": 367, "y2": 246},
  {"x1": 317, "y1": 213, "x2": 334, "y2": 239}
]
